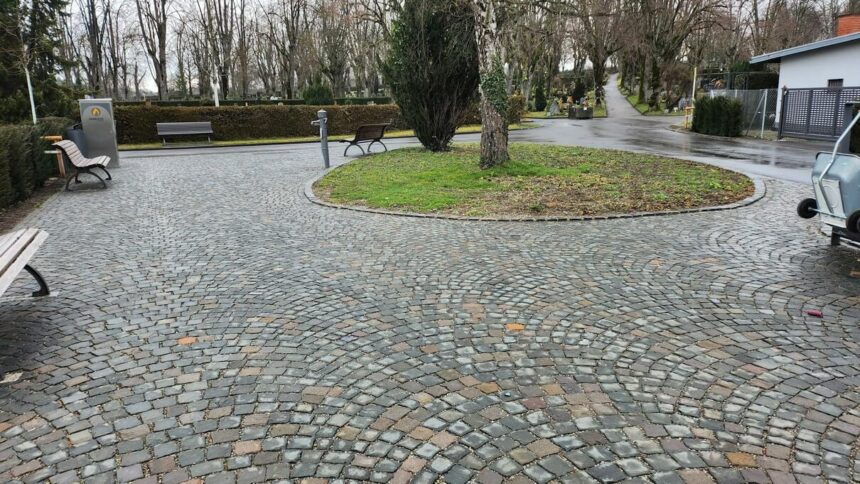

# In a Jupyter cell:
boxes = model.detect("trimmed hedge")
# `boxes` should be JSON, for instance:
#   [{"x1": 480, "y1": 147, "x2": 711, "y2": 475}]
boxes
[
  {"x1": 115, "y1": 99, "x2": 306, "y2": 107},
  {"x1": 335, "y1": 97, "x2": 393, "y2": 105},
  {"x1": 113, "y1": 97, "x2": 392, "y2": 107},
  {"x1": 692, "y1": 96, "x2": 743, "y2": 137},
  {"x1": 114, "y1": 105, "x2": 407, "y2": 144},
  {"x1": 115, "y1": 95, "x2": 525, "y2": 144},
  {"x1": 0, "y1": 119, "x2": 70, "y2": 210}
]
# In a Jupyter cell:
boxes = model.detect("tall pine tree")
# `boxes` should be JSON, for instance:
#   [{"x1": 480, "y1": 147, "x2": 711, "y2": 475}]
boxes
[
  {"x1": 0, "y1": 0, "x2": 75, "y2": 123},
  {"x1": 383, "y1": 0, "x2": 480, "y2": 152}
]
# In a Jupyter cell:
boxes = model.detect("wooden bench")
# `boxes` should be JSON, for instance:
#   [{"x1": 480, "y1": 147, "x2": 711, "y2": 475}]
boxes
[
  {"x1": 339, "y1": 124, "x2": 390, "y2": 156},
  {"x1": 52, "y1": 140, "x2": 112, "y2": 191},
  {"x1": 156, "y1": 122, "x2": 214, "y2": 145},
  {"x1": 0, "y1": 229, "x2": 49, "y2": 298}
]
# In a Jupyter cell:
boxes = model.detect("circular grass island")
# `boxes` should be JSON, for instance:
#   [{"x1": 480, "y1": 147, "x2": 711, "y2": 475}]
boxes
[{"x1": 314, "y1": 144, "x2": 755, "y2": 219}]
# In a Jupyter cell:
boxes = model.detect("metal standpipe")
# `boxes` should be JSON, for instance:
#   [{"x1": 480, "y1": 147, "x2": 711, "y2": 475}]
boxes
[{"x1": 311, "y1": 110, "x2": 331, "y2": 169}]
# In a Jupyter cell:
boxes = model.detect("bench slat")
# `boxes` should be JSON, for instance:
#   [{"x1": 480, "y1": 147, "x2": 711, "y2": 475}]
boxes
[
  {"x1": 54, "y1": 140, "x2": 108, "y2": 169},
  {"x1": 0, "y1": 229, "x2": 34, "y2": 267},
  {"x1": 0, "y1": 229, "x2": 47, "y2": 296},
  {"x1": 354, "y1": 124, "x2": 387, "y2": 142},
  {"x1": 0, "y1": 232, "x2": 25, "y2": 273},
  {"x1": 0, "y1": 229, "x2": 40, "y2": 269},
  {"x1": 157, "y1": 122, "x2": 214, "y2": 136},
  {"x1": 0, "y1": 230, "x2": 20, "y2": 254},
  {"x1": 159, "y1": 130, "x2": 214, "y2": 136}
]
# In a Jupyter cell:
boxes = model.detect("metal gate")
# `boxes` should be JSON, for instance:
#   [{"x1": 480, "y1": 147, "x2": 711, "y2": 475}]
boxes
[{"x1": 779, "y1": 87, "x2": 860, "y2": 140}]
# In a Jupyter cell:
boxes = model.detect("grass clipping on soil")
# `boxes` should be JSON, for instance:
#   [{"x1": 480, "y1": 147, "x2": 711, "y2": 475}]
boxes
[{"x1": 315, "y1": 144, "x2": 754, "y2": 217}]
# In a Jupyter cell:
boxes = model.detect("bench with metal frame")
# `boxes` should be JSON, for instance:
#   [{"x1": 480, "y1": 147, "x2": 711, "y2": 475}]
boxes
[
  {"x1": 52, "y1": 140, "x2": 112, "y2": 191},
  {"x1": 0, "y1": 229, "x2": 50, "y2": 298},
  {"x1": 156, "y1": 122, "x2": 214, "y2": 145},
  {"x1": 339, "y1": 123, "x2": 390, "y2": 156}
]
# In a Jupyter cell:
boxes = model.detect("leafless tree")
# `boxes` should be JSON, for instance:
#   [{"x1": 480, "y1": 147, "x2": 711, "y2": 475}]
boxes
[
  {"x1": 77, "y1": 0, "x2": 107, "y2": 94},
  {"x1": 353, "y1": 0, "x2": 401, "y2": 38},
  {"x1": 570, "y1": 0, "x2": 625, "y2": 104},
  {"x1": 197, "y1": 0, "x2": 235, "y2": 97},
  {"x1": 261, "y1": 0, "x2": 307, "y2": 98},
  {"x1": 637, "y1": 0, "x2": 721, "y2": 107},
  {"x1": 506, "y1": 4, "x2": 558, "y2": 107},
  {"x1": 234, "y1": 0, "x2": 253, "y2": 97},
  {"x1": 135, "y1": 0, "x2": 170, "y2": 99},
  {"x1": 315, "y1": 0, "x2": 351, "y2": 97},
  {"x1": 56, "y1": 0, "x2": 841, "y2": 105}
]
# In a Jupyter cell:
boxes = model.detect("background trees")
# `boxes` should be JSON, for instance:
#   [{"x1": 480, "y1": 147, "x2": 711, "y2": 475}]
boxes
[
  {"x1": 0, "y1": 0, "x2": 75, "y2": 122},
  {"x1": 0, "y1": 0, "x2": 850, "y2": 131},
  {"x1": 135, "y1": 0, "x2": 170, "y2": 100}
]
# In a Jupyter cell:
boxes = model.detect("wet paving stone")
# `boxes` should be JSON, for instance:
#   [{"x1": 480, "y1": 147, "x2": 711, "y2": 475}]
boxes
[{"x1": 0, "y1": 145, "x2": 858, "y2": 482}]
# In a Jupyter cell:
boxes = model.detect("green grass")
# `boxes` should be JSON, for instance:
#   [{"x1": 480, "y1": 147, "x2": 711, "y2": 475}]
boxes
[
  {"x1": 315, "y1": 143, "x2": 753, "y2": 217},
  {"x1": 626, "y1": 93, "x2": 650, "y2": 114},
  {"x1": 119, "y1": 122, "x2": 537, "y2": 150},
  {"x1": 586, "y1": 90, "x2": 607, "y2": 118}
]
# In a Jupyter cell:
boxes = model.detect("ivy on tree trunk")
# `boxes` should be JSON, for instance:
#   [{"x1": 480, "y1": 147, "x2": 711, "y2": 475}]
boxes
[{"x1": 471, "y1": 0, "x2": 509, "y2": 169}]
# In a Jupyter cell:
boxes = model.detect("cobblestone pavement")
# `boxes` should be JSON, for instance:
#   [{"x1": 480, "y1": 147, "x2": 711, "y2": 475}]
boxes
[{"x1": 0, "y1": 143, "x2": 858, "y2": 484}]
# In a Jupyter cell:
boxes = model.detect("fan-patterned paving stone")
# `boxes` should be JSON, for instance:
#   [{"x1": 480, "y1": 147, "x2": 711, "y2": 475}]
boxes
[{"x1": 0, "y1": 143, "x2": 858, "y2": 483}]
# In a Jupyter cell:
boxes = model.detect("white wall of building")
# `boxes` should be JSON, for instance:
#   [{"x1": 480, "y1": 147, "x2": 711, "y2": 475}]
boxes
[
  {"x1": 775, "y1": 41, "x2": 860, "y2": 120},
  {"x1": 779, "y1": 42, "x2": 860, "y2": 89}
]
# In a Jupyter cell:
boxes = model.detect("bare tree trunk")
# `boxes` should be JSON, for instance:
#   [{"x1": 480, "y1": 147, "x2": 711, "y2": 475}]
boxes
[
  {"x1": 236, "y1": 0, "x2": 251, "y2": 98},
  {"x1": 135, "y1": 0, "x2": 170, "y2": 100},
  {"x1": 133, "y1": 63, "x2": 142, "y2": 100},
  {"x1": 81, "y1": 0, "x2": 105, "y2": 95},
  {"x1": 471, "y1": 0, "x2": 508, "y2": 169},
  {"x1": 592, "y1": 58, "x2": 607, "y2": 106},
  {"x1": 522, "y1": 72, "x2": 534, "y2": 110},
  {"x1": 648, "y1": 57, "x2": 660, "y2": 109}
]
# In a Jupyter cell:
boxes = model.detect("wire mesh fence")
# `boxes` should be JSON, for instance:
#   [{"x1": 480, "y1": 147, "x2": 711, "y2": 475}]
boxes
[{"x1": 708, "y1": 89, "x2": 779, "y2": 138}]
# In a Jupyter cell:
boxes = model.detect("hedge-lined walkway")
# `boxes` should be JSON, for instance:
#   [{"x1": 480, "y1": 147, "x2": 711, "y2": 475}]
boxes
[{"x1": 0, "y1": 143, "x2": 858, "y2": 483}]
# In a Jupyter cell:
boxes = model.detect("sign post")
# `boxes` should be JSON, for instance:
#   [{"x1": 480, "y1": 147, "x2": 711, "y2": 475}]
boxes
[{"x1": 79, "y1": 99, "x2": 120, "y2": 167}]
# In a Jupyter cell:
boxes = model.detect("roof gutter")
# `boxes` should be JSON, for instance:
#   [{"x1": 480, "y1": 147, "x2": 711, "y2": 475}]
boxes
[{"x1": 750, "y1": 32, "x2": 860, "y2": 64}]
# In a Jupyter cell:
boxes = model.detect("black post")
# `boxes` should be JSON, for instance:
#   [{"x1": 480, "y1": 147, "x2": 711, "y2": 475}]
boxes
[{"x1": 778, "y1": 87, "x2": 788, "y2": 140}]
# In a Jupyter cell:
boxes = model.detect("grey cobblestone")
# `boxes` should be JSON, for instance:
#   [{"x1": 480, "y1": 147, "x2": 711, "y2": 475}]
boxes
[{"x1": 0, "y1": 144, "x2": 857, "y2": 482}]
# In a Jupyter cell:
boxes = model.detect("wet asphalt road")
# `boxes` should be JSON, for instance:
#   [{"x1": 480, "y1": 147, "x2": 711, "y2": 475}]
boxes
[{"x1": 507, "y1": 75, "x2": 829, "y2": 185}]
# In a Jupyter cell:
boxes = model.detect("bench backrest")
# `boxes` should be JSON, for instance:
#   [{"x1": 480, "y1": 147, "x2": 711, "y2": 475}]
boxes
[
  {"x1": 53, "y1": 140, "x2": 91, "y2": 168},
  {"x1": 156, "y1": 122, "x2": 214, "y2": 135},
  {"x1": 354, "y1": 124, "x2": 388, "y2": 142}
]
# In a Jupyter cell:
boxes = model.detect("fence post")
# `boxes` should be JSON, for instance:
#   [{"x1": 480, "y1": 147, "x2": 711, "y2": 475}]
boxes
[
  {"x1": 778, "y1": 87, "x2": 788, "y2": 140},
  {"x1": 833, "y1": 89, "x2": 843, "y2": 137},
  {"x1": 761, "y1": 89, "x2": 767, "y2": 138}
]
